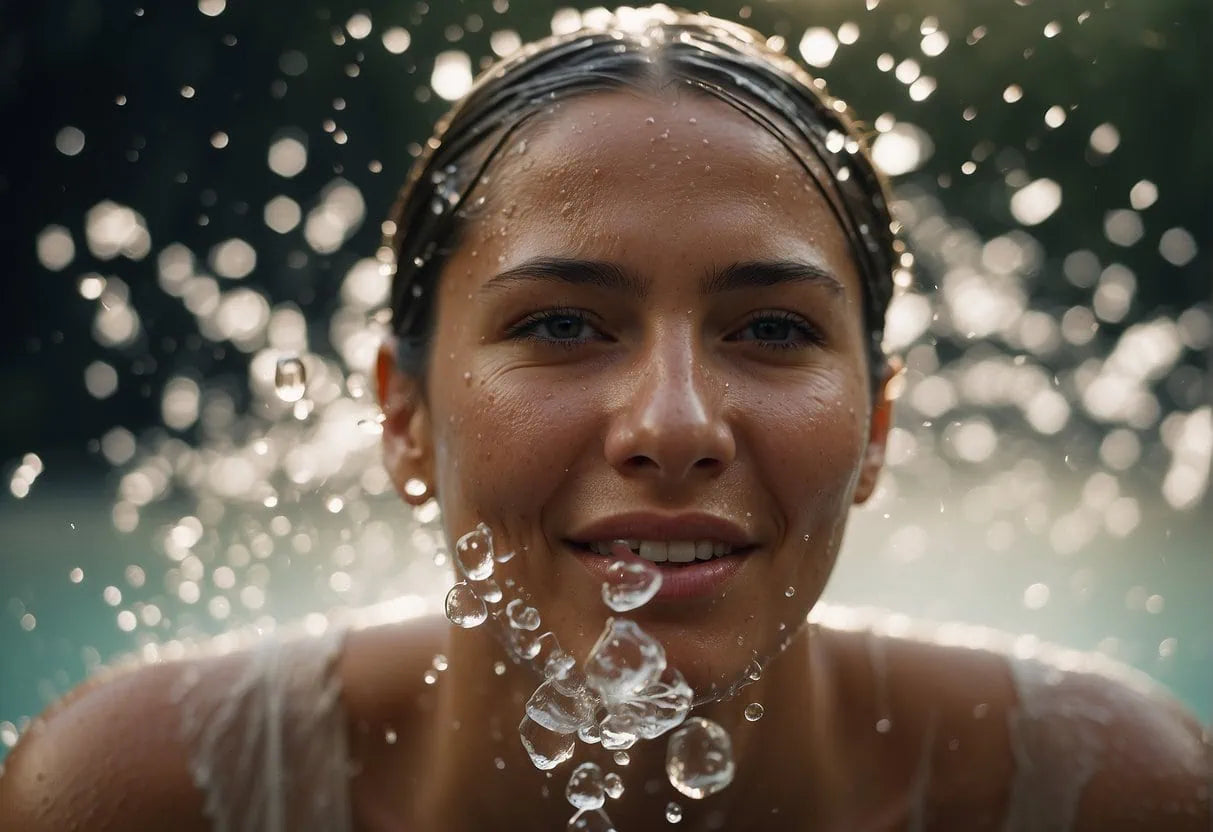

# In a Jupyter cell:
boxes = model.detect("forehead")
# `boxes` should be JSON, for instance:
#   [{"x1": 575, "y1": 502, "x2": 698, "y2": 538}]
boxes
[{"x1": 462, "y1": 89, "x2": 862, "y2": 292}]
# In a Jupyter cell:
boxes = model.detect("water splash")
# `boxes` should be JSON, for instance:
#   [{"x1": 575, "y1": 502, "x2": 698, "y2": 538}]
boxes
[
  {"x1": 444, "y1": 582, "x2": 487, "y2": 628},
  {"x1": 601, "y1": 556, "x2": 663, "y2": 612},
  {"x1": 566, "y1": 761, "x2": 606, "y2": 810},
  {"x1": 665, "y1": 717, "x2": 736, "y2": 799}
]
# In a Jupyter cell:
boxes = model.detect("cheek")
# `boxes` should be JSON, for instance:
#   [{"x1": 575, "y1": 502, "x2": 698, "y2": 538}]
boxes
[
  {"x1": 742, "y1": 368, "x2": 869, "y2": 522},
  {"x1": 432, "y1": 370, "x2": 592, "y2": 521}
]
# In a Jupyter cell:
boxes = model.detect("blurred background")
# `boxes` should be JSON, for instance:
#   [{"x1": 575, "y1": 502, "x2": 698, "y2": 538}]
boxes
[{"x1": 1, "y1": 0, "x2": 1210, "y2": 760}]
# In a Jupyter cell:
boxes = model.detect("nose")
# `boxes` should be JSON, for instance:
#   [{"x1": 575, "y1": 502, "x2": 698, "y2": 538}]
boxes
[{"x1": 604, "y1": 331, "x2": 736, "y2": 483}]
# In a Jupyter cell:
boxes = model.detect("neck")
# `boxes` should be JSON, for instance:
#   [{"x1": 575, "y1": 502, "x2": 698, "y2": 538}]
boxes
[{"x1": 418, "y1": 619, "x2": 849, "y2": 831}]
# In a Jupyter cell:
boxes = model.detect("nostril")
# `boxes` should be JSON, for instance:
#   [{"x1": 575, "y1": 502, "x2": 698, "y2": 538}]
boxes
[
  {"x1": 693, "y1": 457, "x2": 719, "y2": 469},
  {"x1": 627, "y1": 455, "x2": 659, "y2": 470}
]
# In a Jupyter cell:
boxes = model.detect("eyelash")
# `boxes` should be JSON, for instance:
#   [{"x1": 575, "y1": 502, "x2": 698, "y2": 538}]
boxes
[{"x1": 506, "y1": 308, "x2": 824, "y2": 350}]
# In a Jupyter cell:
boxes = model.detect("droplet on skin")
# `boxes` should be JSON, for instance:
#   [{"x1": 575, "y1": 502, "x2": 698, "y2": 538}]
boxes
[{"x1": 784, "y1": 586, "x2": 795, "y2": 597}]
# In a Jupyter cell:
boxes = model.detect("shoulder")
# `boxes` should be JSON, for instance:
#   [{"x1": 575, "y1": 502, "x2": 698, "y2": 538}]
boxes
[
  {"x1": 1015, "y1": 647, "x2": 1211, "y2": 831},
  {"x1": 0, "y1": 651, "x2": 218, "y2": 831},
  {"x1": 0, "y1": 624, "x2": 355, "y2": 832},
  {"x1": 816, "y1": 608, "x2": 1210, "y2": 830}
]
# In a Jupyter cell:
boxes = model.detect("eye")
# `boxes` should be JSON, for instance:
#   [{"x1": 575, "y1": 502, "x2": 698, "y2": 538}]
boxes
[
  {"x1": 508, "y1": 308, "x2": 603, "y2": 345},
  {"x1": 729, "y1": 311, "x2": 822, "y2": 349}
]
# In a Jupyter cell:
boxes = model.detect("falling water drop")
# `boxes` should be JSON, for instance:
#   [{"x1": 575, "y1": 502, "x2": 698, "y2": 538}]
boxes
[
  {"x1": 666, "y1": 802, "x2": 683, "y2": 823},
  {"x1": 784, "y1": 586, "x2": 795, "y2": 597},
  {"x1": 444, "y1": 581, "x2": 487, "y2": 628},
  {"x1": 274, "y1": 355, "x2": 307, "y2": 402},
  {"x1": 506, "y1": 598, "x2": 542, "y2": 630},
  {"x1": 567, "y1": 808, "x2": 617, "y2": 831},
  {"x1": 744, "y1": 703, "x2": 764, "y2": 722},
  {"x1": 746, "y1": 659, "x2": 763, "y2": 682},
  {"x1": 665, "y1": 717, "x2": 736, "y2": 799},
  {"x1": 454, "y1": 523, "x2": 494, "y2": 580},
  {"x1": 613, "y1": 750, "x2": 630, "y2": 766},
  {"x1": 480, "y1": 578, "x2": 503, "y2": 603},
  {"x1": 519, "y1": 714, "x2": 575, "y2": 770},
  {"x1": 604, "y1": 771, "x2": 624, "y2": 799},
  {"x1": 566, "y1": 761, "x2": 606, "y2": 810},
  {"x1": 602, "y1": 557, "x2": 663, "y2": 611}
]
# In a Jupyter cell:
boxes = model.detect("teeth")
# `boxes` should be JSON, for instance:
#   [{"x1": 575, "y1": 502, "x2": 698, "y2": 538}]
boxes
[
  {"x1": 586, "y1": 540, "x2": 735, "y2": 563},
  {"x1": 639, "y1": 541, "x2": 668, "y2": 563},
  {"x1": 667, "y1": 542, "x2": 695, "y2": 563}
]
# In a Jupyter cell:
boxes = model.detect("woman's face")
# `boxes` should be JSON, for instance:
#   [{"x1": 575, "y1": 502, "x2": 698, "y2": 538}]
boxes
[{"x1": 381, "y1": 89, "x2": 892, "y2": 694}]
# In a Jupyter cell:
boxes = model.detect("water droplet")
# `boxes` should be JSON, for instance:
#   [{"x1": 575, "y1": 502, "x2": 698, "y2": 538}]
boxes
[
  {"x1": 454, "y1": 523, "x2": 494, "y2": 580},
  {"x1": 274, "y1": 356, "x2": 306, "y2": 402},
  {"x1": 666, "y1": 802, "x2": 683, "y2": 823},
  {"x1": 494, "y1": 548, "x2": 516, "y2": 564},
  {"x1": 480, "y1": 578, "x2": 503, "y2": 603},
  {"x1": 493, "y1": 661, "x2": 507, "y2": 676},
  {"x1": 444, "y1": 581, "x2": 487, "y2": 628},
  {"x1": 604, "y1": 771, "x2": 624, "y2": 799},
  {"x1": 613, "y1": 751, "x2": 630, "y2": 766},
  {"x1": 519, "y1": 714, "x2": 575, "y2": 770},
  {"x1": 746, "y1": 659, "x2": 763, "y2": 681},
  {"x1": 567, "y1": 808, "x2": 617, "y2": 832},
  {"x1": 423, "y1": 669, "x2": 438, "y2": 685},
  {"x1": 602, "y1": 558, "x2": 663, "y2": 611},
  {"x1": 432, "y1": 653, "x2": 448, "y2": 671},
  {"x1": 506, "y1": 598, "x2": 541, "y2": 630},
  {"x1": 585, "y1": 618, "x2": 667, "y2": 700},
  {"x1": 385, "y1": 728, "x2": 397, "y2": 744},
  {"x1": 876, "y1": 717, "x2": 892, "y2": 733},
  {"x1": 566, "y1": 761, "x2": 606, "y2": 810},
  {"x1": 784, "y1": 586, "x2": 795, "y2": 597},
  {"x1": 526, "y1": 677, "x2": 598, "y2": 734},
  {"x1": 665, "y1": 717, "x2": 736, "y2": 799},
  {"x1": 744, "y1": 703, "x2": 764, "y2": 721}
]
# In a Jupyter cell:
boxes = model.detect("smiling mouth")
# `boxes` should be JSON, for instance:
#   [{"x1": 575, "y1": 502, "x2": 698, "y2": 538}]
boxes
[{"x1": 569, "y1": 540, "x2": 754, "y2": 565}]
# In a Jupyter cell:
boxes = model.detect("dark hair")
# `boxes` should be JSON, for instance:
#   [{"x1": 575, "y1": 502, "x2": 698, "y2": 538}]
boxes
[{"x1": 386, "y1": 8, "x2": 900, "y2": 390}]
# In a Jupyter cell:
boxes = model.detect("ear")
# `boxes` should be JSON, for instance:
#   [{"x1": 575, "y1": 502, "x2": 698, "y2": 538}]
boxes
[
  {"x1": 852, "y1": 356, "x2": 902, "y2": 505},
  {"x1": 376, "y1": 338, "x2": 435, "y2": 506}
]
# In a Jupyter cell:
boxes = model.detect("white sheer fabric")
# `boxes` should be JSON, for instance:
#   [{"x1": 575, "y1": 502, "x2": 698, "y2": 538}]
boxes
[
  {"x1": 164, "y1": 605, "x2": 1199, "y2": 831},
  {"x1": 174, "y1": 625, "x2": 352, "y2": 832}
]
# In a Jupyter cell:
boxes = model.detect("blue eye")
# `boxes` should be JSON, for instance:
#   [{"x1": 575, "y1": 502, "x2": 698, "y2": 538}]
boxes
[
  {"x1": 731, "y1": 312, "x2": 821, "y2": 349},
  {"x1": 509, "y1": 309, "x2": 601, "y2": 345}
]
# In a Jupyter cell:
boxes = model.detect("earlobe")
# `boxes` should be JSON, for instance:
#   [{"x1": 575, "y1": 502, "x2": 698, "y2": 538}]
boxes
[
  {"x1": 852, "y1": 358, "x2": 901, "y2": 505},
  {"x1": 376, "y1": 339, "x2": 435, "y2": 506}
]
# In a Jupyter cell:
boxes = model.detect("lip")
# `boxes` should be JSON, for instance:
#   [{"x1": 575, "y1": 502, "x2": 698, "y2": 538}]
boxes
[
  {"x1": 571, "y1": 543, "x2": 750, "y2": 600},
  {"x1": 567, "y1": 511, "x2": 755, "y2": 548}
]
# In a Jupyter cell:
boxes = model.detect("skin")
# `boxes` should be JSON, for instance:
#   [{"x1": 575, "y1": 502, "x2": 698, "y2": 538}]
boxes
[{"x1": 0, "y1": 88, "x2": 1207, "y2": 832}]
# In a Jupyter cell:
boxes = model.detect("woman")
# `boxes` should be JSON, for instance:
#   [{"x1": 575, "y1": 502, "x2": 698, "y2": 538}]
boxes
[{"x1": 1, "y1": 8, "x2": 1207, "y2": 831}]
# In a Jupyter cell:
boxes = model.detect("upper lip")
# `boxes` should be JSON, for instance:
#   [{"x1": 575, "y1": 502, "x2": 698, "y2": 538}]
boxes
[{"x1": 567, "y1": 512, "x2": 756, "y2": 547}]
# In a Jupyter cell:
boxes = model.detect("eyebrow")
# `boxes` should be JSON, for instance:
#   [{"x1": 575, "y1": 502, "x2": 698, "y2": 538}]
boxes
[{"x1": 481, "y1": 256, "x2": 844, "y2": 298}]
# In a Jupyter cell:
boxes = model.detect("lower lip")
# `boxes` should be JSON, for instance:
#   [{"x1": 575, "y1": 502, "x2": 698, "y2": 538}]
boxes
[{"x1": 571, "y1": 546, "x2": 749, "y2": 600}]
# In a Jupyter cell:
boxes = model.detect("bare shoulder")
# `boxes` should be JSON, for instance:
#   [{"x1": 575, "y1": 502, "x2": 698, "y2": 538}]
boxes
[
  {"x1": 1039, "y1": 654, "x2": 1211, "y2": 831},
  {"x1": 0, "y1": 650, "x2": 233, "y2": 831},
  {"x1": 817, "y1": 611, "x2": 1211, "y2": 830}
]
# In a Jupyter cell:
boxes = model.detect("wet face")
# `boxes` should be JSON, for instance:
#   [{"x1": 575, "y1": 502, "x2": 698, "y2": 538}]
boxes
[{"x1": 381, "y1": 89, "x2": 892, "y2": 694}]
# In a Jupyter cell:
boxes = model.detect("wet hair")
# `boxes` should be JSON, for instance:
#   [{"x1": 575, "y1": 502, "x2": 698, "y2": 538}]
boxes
[{"x1": 386, "y1": 8, "x2": 900, "y2": 391}]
